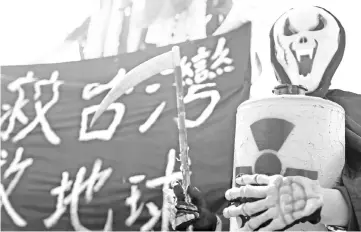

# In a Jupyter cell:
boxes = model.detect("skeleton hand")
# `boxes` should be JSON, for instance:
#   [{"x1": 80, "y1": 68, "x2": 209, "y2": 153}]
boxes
[{"x1": 223, "y1": 174, "x2": 323, "y2": 231}]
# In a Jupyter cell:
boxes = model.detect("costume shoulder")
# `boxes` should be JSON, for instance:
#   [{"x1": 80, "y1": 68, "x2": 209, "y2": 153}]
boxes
[
  {"x1": 326, "y1": 89, "x2": 361, "y2": 230},
  {"x1": 326, "y1": 89, "x2": 361, "y2": 152}
]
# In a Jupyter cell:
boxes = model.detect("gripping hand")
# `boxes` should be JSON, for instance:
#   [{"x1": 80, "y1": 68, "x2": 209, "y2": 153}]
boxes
[
  {"x1": 223, "y1": 174, "x2": 323, "y2": 231},
  {"x1": 167, "y1": 181, "x2": 218, "y2": 231}
]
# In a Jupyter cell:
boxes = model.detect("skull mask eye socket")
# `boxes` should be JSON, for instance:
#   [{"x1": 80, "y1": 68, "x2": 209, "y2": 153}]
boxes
[
  {"x1": 310, "y1": 14, "x2": 326, "y2": 31},
  {"x1": 284, "y1": 18, "x2": 297, "y2": 36}
]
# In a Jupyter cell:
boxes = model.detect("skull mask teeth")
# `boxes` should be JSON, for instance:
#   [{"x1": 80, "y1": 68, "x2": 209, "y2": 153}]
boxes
[{"x1": 290, "y1": 40, "x2": 318, "y2": 78}]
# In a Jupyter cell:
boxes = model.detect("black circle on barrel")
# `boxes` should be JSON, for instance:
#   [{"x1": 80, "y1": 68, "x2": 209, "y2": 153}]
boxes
[{"x1": 254, "y1": 152, "x2": 282, "y2": 175}]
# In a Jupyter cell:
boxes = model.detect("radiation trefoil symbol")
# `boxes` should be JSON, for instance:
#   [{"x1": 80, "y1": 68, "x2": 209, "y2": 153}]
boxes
[{"x1": 235, "y1": 118, "x2": 318, "y2": 187}]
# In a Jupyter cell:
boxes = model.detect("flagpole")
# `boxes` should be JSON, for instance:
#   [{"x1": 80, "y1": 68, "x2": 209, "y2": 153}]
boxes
[{"x1": 172, "y1": 46, "x2": 192, "y2": 205}]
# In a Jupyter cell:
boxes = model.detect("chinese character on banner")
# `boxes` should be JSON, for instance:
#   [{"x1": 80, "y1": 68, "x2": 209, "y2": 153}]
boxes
[
  {"x1": 0, "y1": 71, "x2": 63, "y2": 145},
  {"x1": 79, "y1": 69, "x2": 129, "y2": 141},
  {"x1": 0, "y1": 147, "x2": 34, "y2": 227},
  {"x1": 159, "y1": 37, "x2": 235, "y2": 129},
  {"x1": 43, "y1": 159, "x2": 113, "y2": 231},
  {"x1": 178, "y1": 37, "x2": 235, "y2": 128},
  {"x1": 209, "y1": 37, "x2": 235, "y2": 76},
  {"x1": 149, "y1": 37, "x2": 236, "y2": 130},
  {"x1": 125, "y1": 149, "x2": 185, "y2": 231},
  {"x1": 138, "y1": 83, "x2": 166, "y2": 134}
]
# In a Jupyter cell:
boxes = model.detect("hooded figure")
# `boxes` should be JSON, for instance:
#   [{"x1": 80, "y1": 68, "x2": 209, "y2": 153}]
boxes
[
  {"x1": 266, "y1": 6, "x2": 361, "y2": 231},
  {"x1": 171, "y1": 6, "x2": 361, "y2": 231}
]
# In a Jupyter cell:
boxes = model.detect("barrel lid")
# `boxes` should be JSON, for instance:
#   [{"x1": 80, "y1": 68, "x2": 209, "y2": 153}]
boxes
[{"x1": 238, "y1": 95, "x2": 345, "y2": 114}]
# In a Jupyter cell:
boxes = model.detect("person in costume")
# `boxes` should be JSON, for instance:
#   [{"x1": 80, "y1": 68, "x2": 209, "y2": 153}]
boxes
[{"x1": 170, "y1": 6, "x2": 361, "y2": 231}]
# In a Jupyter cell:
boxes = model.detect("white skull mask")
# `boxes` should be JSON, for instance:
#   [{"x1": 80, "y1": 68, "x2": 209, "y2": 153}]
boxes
[{"x1": 271, "y1": 7, "x2": 341, "y2": 93}]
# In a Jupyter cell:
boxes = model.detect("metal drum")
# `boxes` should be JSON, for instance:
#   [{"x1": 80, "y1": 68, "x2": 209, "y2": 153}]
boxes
[{"x1": 230, "y1": 94, "x2": 345, "y2": 231}]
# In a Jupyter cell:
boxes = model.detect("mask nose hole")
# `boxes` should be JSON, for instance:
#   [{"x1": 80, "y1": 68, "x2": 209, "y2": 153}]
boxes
[{"x1": 299, "y1": 37, "x2": 308, "y2": 43}]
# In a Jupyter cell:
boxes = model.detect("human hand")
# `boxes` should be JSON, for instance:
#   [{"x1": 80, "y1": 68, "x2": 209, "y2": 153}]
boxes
[{"x1": 223, "y1": 174, "x2": 323, "y2": 231}]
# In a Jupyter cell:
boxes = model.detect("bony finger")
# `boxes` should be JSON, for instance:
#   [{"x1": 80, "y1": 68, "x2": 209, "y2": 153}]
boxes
[
  {"x1": 235, "y1": 174, "x2": 253, "y2": 185},
  {"x1": 244, "y1": 208, "x2": 273, "y2": 231},
  {"x1": 236, "y1": 174, "x2": 270, "y2": 185},
  {"x1": 223, "y1": 205, "x2": 238, "y2": 218},
  {"x1": 243, "y1": 198, "x2": 271, "y2": 216},
  {"x1": 225, "y1": 187, "x2": 239, "y2": 200},
  {"x1": 223, "y1": 202, "x2": 253, "y2": 218},
  {"x1": 224, "y1": 199, "x2": 271, "y2": 219},
  {"x1": 225, "y1": 185, "x2": 268, "y2": 200}
]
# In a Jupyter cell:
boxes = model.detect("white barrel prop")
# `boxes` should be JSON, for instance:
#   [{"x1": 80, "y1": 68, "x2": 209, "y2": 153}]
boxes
[{"x1": 230, "y1": 95, "x2": 345, "y2": 231}]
